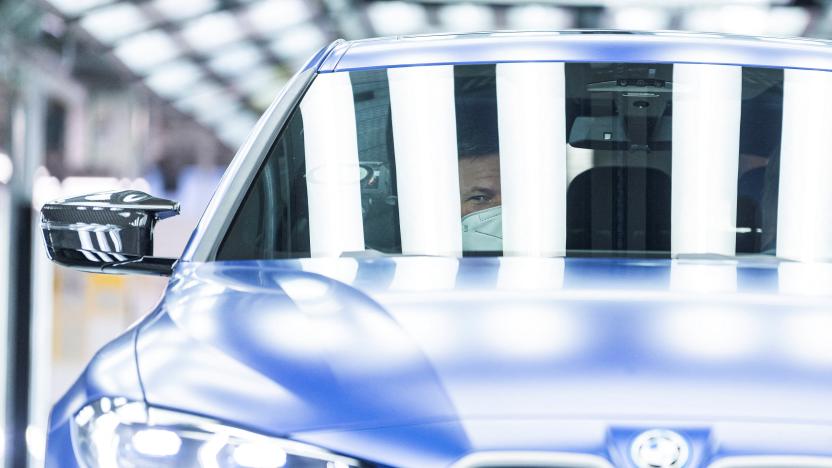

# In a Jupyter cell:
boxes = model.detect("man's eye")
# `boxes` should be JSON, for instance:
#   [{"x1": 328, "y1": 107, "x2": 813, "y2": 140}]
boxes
[{"x1": 467, "y1": 195, "x2": 490, "y2": 203}]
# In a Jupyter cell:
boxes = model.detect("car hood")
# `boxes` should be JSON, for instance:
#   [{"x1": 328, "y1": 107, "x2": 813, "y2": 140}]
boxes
[{"x1": 135, "y1": 257, "x2": 832, "y2": 459}]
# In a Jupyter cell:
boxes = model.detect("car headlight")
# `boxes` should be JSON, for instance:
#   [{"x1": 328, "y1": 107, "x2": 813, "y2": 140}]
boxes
[{"x1": 70, "y1": 397, "x2": 362, "y2": 468}]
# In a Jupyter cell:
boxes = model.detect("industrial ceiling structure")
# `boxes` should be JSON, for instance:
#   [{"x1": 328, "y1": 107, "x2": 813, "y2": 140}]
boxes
[{"x1": 39, "y1": 0, "x2": 825, "y2": 148}]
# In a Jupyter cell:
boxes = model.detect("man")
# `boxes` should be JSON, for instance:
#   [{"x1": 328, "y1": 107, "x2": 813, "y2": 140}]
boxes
[
  {"x1": 458, "y1": 148, "x2": 502, "y2": 253},
  {"x1": 455, "y1": 71, "x2": 503, "y2": 254}
]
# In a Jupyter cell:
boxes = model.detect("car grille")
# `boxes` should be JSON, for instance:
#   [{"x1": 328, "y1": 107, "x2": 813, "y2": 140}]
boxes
[
  {"x1": 707, "y1": 456, "x2": 832, "y2": 468},
  {"x1": 452, "y1": 453, "x2": 832, "y2": 468},
  {"x1": 450, "y1": 452, "x2": 613, "y2": 468}
]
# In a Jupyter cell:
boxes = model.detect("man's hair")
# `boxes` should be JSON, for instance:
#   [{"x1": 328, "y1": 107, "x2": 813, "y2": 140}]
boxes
[{"x1": 456, "y1": 77, "x2": 499, "y2": 159}]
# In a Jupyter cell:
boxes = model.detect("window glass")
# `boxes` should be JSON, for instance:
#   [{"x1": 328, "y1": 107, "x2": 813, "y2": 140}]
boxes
[{"x1": 217, "y1": 62, "x2": 796, "y2": 261}]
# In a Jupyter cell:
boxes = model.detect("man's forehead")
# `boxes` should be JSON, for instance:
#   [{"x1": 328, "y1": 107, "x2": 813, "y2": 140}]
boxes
[
  {"x1": 460, "y1": 154, "x2": 501, "y2": 189},
  {"x1": 459, "y1": 153, "x2": 500, "y2": 166}
]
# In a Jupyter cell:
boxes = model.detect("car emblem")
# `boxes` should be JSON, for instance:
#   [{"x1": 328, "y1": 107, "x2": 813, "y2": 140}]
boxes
[{"x1": 630, "y1": 429, "x2": 690, "y2": 468}]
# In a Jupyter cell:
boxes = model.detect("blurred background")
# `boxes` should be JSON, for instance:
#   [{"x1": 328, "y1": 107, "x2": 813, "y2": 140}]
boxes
[{"x1": 0, "y1": 0, "x2": 830, "y2": 465}]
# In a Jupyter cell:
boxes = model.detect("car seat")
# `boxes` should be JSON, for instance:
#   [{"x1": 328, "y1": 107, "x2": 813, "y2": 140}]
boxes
[{"x1": 567, "y1": 166, "x2": 671, "y2": 253}]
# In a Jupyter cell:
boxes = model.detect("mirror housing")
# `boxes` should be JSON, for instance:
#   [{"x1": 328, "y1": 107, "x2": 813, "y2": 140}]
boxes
[{"x1": 40, "y1": 190, "x2": 180, "y2": 276}]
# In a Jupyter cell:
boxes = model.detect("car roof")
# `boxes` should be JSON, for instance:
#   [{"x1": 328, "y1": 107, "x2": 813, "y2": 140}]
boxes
[{"x1": 319, "y1": 30, "x2": 832, "y2": 73}]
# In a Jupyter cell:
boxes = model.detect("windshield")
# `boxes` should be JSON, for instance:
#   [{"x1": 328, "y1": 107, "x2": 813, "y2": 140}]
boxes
[{"x1": 216, "y1": 61, "x2": 825, "y2": 261}]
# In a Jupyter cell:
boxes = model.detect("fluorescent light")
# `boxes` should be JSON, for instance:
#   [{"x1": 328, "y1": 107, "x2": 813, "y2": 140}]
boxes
[
  {"x1": 47, "y1": 0, "x2": 112, "y2": 16},
  {"x1": 217, "y1": 112, "x2": 259, "y2": 148},
  {"x1": 207, "y1": 42, "x2": 264, "y2": 77},
  {"x1": 216, "y1": 133, "x2": 236, "y2": 149},
  {"x1": 25, "y1": 425, "x2": 46, "y2": 462},
  {"x1": 80, "y1": 2, "x2": 152, "y2": 43},
  {"x1": 299, "y1": 72, "x2": 365, "y2": 257},
  {"x1": 235, "y1": 66, "x2": 287, "y2": 108},
  {"x1": 145, "y1": 60, "x2": 204, "y2": 98},
  {"x1": 777, "y1": 69, "x2": 832, "y2": 262},
  {"x1": 234, "y1": 66, "x2": 284, "y2": 94},
  {"x1": 0, "y1": 152, "x2": 12, "y2": 184},
  {"x1": 285, "y1": 55, "x2": 313, "y2": 74},
  {"x1": 366, "y1": 1, "x2": 429, "y2": 36},
  {"x1": 234, "y1": 66, "x2": 287, "y2": 109},
  {"x1": 185, "y1": 91, "x2": 241, "y2": 126},
  {"x1": 388, "y1": 65, "x2": 462, "y2": 256},
  {"x1": 245, "y1": 0, "x2": 313, "y2": 34},
  {"x1": 196, "y1": 103, "x2": 242, "y2": 127},
  {"x1": 248, "y1": 81, "x2": 285, "y2": 111},
  {"x1": 180, "y1": 11, "x2": 244, "y2": 53},
  {"x1": 218, "y1": 133, "x2": 242, "y2": 149},
  {"x1": 152, "y1": 0, "x2": 218, "y2": 21},
  {"x1": 438, "y1": 4, "x2": 495, "y2": 32},
  {"x1": 719, "y1": 5, "x2": 770, "y2": 35},
  {"x1": 505, "y1": 5, "x2": 572, "y2": 30},
  {"x1": 31, "y1": 170, "x2": 62, "y2": 212},
  {"x1": 653, "y1": 31, "x2": 724, "y2": 39},
  {"x1": 496, "y1": 62, "x2": 567, "y2": 257},
  {"x1": 172, "y1": 82, "x2": 226, "y2": 113},
  {"x1": 682, "y1": 6, "x2": 769, "y2": 35},
  {"x1": 676, "y1": 8, "x2": 718, "y2": 33},
  {"x1": 766, "y1": 7, "x2": 810, "y2": 37},
  {"x1": 671, "y1": 64, "x2": 742, "y2": 256},
  {"x1": 113, "y1": 30, "x2": 181, "y2": 73},
  {"x1": 269, "y1": 24, "x2": 327, "y2": 60},
  {"x1": 607, "y1": 7, "x2": 669, "y2": 30}
]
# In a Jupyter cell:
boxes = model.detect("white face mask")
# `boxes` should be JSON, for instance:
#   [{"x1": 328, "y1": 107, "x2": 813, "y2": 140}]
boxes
[{"x1": 461, "y1": 205, "x2": 502, "y2": 252}]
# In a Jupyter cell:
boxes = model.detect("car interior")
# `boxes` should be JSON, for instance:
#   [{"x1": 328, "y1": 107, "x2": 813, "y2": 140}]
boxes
[{"x1": 217, "y1": 63, "x2": 786, "y2": 260}]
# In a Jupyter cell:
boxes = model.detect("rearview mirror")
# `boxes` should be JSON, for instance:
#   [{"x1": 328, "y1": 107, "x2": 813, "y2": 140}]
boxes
[{"x1": 40, "y1": 190, "x2": 180, "y2": 276}]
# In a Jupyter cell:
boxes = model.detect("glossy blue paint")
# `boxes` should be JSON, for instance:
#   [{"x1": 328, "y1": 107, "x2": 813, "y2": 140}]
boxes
[
  {"x1": 49, "y1": 255, "x2": 832, "y2": 466},
  {"x1": 47, "y1": 32, "x2": 832, "y2": 467},
  {"x1": 46, "y1": 323, "x2": 147, "y2": 467},
  {"x1": 325, "y1": 31, "x2": 832, "y2": 73}
]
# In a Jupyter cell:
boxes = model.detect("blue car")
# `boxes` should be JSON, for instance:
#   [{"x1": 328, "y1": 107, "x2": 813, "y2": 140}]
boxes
[{"x1": 42, "y1": 31, "x2": 832, "y2": 468}]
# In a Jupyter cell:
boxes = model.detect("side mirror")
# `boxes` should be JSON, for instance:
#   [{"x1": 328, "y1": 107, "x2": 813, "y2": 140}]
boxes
[{"x1": 40, "y1": 190, "x2": 180, "y2": 276}]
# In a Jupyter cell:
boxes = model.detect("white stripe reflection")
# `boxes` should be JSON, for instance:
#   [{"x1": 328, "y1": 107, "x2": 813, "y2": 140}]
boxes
[
  {"x1": 77, "y1": 230, "x2": 96, "y2": 252},
  {"x1": 496, "y1": 257, "x2": 564, "y2": 290},
  {"x1": 78, "y1": 250, "x2": 98, "y2": 262},
  {"x1": 670, "y1": 261, "x2": 737, "y2": 294},
  {"x1": 389, "y1": 257, "x2": 459, "y2": 292},
  {"x1": 777, "y1": 69, "x2": 832, "y2": 262},
  {"x1": 671, "y1": 64, "x2": 742, "y2": 256},
  {"x1": 298, "y1": 258, "x2": 359, "y2": 285},
  {"x1": 299, "y1": 72, "x2": 365, "y2": 257},
  {"x1": 95, "y1": 231, "x2": 111, "y2": 252},
  {"x1": 96, "y1": 252, "x2": 114, "y2": 263},
  {"x1": 387, "y1": 65, "x2": 462, "y2": 256},
  {"x1": 108, "y1": 230, "x2": 123, "y2": 252},
  {"x1": 496, "y1": 63, "x2": 567, "y2": 257},
  {"x1": 778, "y1": 262, "x2": 832, "y2": 296}
]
